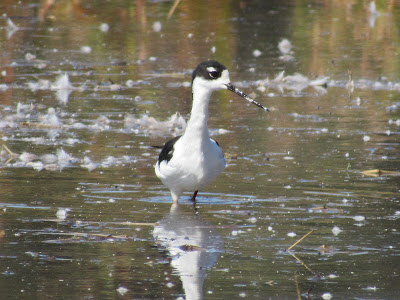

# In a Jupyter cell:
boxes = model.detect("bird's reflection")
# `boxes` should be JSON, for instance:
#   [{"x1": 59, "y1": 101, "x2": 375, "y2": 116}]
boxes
[{"x1": 153, "y1": 204, "x2": 223, "y2": 300}]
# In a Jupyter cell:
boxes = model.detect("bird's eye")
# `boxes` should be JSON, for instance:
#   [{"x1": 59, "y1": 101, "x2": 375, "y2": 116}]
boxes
[{"x1": 209, "y1": 71, "x2": 219, "y2": 79}]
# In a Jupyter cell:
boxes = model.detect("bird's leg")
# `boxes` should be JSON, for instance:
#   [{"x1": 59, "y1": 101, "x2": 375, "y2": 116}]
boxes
[
  {"x1": 190, "y1": 190, "x2": 199, "y2": 214},
  {"x1": 190, "y1": 190, "x2": 198, "y2": 202}
]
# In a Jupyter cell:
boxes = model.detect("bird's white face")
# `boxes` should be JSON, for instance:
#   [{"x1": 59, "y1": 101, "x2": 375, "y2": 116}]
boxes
[
  {"x1": 191, "y1": 60, "x2": 269, "y2": 110},
  {"x1": 193, "y1": 68, "x2": 231, "y2": 92}
]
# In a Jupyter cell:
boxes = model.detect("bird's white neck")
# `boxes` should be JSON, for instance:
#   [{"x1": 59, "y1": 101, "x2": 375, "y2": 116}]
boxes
[{"x1": 184, "y1": 83, "x2": 213, "y2": 140}]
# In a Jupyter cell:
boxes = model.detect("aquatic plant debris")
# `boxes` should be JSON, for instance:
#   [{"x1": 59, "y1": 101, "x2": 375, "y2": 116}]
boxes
[
  {"x1": 361, "y1": 169, "x2": 400, "y2": 177},
  {"x1": 167, "y1": 0, "x2": 182, "y2": 19},
  {"x1": 44, "y1": 232, "x2": 130, "y2": 244}
]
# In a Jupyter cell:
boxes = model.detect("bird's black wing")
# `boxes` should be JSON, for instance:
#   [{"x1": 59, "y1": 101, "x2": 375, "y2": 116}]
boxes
[
  {"x1": 157, "y1": 136, "x2": 182, "y2": 164},
  {"x1": 211, "y1": 138, "x2": 220, "y2": 147}
]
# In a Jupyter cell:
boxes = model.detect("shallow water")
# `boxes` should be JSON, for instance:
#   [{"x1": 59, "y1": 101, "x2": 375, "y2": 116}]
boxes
[{"x1": 1, "y1": 0, "x2": 400, "y2": 299}]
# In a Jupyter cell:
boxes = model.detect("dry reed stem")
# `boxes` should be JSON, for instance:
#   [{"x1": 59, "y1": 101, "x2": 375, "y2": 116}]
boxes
[
  {"x1": 288, "y1": 229, "x2": 314, "y2": 251},
  {"x1": 167, "y1": 0, "x2": 181, "y2": 19}
]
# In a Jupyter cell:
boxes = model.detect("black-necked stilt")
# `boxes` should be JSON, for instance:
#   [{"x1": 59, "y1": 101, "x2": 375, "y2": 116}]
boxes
[{"x1": 155, "y1": 60, "x2": 268, "y2": 205}]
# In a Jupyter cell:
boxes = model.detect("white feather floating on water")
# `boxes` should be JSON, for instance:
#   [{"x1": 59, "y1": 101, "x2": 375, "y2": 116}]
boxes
[{"x1": 6, "y1": 18, "x2": 19, "y2": 39}]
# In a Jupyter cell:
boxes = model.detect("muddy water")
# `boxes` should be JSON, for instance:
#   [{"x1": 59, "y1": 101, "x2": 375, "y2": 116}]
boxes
[{"x1": 1, "y1": 1, "x2": 399, "y2": 299}]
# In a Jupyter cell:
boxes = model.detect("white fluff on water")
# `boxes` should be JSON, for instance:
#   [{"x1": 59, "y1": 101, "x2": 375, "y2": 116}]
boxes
[
  {"x1": 124, "y1": 112, "x2": 187, "y2": 136},
  {"x1": 278, "y1": 38, "x2": 293, "y2": 54},
  {"x1": 51, "y1": 73, "x2": 73, "y2": 90},
  {"x1": 38, "y1": 108, "x2": 61, "y2": 126},
  {"x1": 81, "y1": 156, "x2": 98, "y2": 172}
]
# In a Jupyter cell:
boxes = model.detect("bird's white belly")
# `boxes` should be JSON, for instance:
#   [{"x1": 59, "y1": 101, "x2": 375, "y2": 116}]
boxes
[{"x1": 156, "y1": 138, "x2": 226, "y2": 193}]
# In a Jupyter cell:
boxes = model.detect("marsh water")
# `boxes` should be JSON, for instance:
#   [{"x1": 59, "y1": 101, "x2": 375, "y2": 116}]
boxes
[{"x1": 1, "y1": 1, "x2": 400, "y2": 299}]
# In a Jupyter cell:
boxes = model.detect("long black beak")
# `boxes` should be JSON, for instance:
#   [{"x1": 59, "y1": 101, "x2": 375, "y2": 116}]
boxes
[{"x1": 226, "y1": 83, "x2": 269, "y2": 111}]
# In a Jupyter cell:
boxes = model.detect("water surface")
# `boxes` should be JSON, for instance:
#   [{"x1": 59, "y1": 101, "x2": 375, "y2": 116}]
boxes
[{"x1": 1, "y1": 1, "x2": 399, "y2": 299}]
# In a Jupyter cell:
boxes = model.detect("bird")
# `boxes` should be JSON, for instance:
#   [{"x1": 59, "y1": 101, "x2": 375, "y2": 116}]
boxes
[{"x1": 155, "y1": 60, "x2": 268, "y2": 206}]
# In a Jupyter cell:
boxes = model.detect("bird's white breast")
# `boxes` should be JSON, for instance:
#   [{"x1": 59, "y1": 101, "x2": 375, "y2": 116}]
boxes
[{"x1": 156, "y1": 137, "x2": 226, "y2": 194}]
